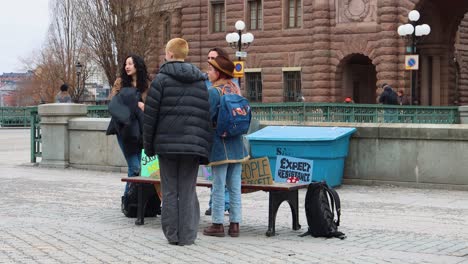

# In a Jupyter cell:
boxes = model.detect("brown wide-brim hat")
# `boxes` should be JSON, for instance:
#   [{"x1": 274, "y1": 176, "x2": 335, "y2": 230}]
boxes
[{"x1": 208, "y1": 56, "x2": 234, "y2": 78}]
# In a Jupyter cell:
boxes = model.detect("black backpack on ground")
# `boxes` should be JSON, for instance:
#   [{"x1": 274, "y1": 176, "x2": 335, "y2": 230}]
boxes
[
  {"x1": 121, "y1": 183, "x2": 161, "y2": 218},
  {"x1": 300, "y1": 181, "x2": 346, "y2": 239}
]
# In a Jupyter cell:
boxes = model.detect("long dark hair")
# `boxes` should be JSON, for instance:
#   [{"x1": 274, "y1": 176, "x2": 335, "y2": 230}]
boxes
[{"x1": 120, "y1": 54, "x2": 149, "y2": 94}]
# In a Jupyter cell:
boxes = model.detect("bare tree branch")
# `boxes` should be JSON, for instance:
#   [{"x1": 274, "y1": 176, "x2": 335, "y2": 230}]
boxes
[{"x1": 78, "y1": 0, "x2": 161, "y2": 87}]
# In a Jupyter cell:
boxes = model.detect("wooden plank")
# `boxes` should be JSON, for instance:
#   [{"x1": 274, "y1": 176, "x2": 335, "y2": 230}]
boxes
[{"x1": 121, "y1": 177, "x2": 309, "y2": 191}]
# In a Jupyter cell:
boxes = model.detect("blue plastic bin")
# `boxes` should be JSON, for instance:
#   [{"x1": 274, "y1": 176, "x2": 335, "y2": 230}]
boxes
[{"x1": 246, "y1": 126, "x2": 356, "y2": 187}]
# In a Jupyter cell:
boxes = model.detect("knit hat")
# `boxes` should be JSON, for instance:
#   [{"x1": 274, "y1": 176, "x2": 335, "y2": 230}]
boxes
[{"x1": 208, "y1": 56, "x2": 234, "y2": 78}]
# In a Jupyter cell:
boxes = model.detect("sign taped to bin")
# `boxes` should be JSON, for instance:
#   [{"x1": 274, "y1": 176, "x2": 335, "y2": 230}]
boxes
[
  {"x1": 140, "y1": 151, "x2": 162, "y2": 199},
  {"x1": 274, "y1": 155, "x2": 313, "y2": 183}
]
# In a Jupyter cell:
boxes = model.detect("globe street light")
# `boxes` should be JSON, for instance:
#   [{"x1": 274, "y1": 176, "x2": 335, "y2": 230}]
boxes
[
  {"x1": 225, "y1": 20, "x2": 254, "y2": 88},
  {"x1": 397, "y1": 10, "x2": 431, "y2": 105}
]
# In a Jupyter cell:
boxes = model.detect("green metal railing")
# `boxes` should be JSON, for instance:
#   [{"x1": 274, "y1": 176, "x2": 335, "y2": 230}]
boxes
[
  {"x1": 30, "y1": 107, "x2": 41, "y2": 163},
  {"x1": 86, "y1": 105, "x2": 110, "y2": 118},
  {"x1": 0, "y1": 103, "x2": 460, "y2": 163},
  {"x1": 250, "y1": 103, "x2": 460, "y2": 124},
  {"x1": 0, "y1": 107, "x2": 36, "y2": 127}
]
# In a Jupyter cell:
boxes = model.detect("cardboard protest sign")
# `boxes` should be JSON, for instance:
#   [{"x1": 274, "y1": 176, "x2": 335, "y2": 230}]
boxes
[
  {"x1": 140, "y1": 151, "x2": 162, "y2": 199},
  {"x1": 274, "y1": 155, "x2": 313, "y2": 183},
  {"x1": 241, "y1": 157, "x2": 273, "y2": 185},
  {"x1": 203, "y1": 157, "x2": 272, "y2": 193},
  {"x1": 240, "y1": 157, "x2": 273, "y2": 193}
]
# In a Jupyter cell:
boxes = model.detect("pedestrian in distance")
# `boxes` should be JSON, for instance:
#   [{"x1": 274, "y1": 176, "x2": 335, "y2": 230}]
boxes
[
  {"x1": 55, "y1": 83, "x2": 72, "y2": 103},
  {"x1": 204, "y1": 47, "x2": 232, "y2": 217},
  {"x1": 344, "y1": 96, "x2": 354, "y2": 103},
  {"x1": 379, "y1": 83, "x2": 398, "y2": 105},
  {"x1": 397, "y1": 89, "x2": 410, "y2": 105},
  {"x1": 379, "y1": 83, "x2": 398, "y2": 122},
  {"x1": 106, "y1": 54, "x2": 149, "y2": 210},
  {"x1": 143, "y1": 38, "x2": 212, "y2": 246},
  {"x1": 203, "y1": 55, "x2": 250, "y2": 238}
]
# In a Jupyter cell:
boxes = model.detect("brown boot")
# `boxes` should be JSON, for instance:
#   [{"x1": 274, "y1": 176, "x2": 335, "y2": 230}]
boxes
[
  {"x1": 228, "y1": 222, "x2": 239, "y2": 237},
  {"x1": 203, "y1": 224, "x2": 225, "y2": 237}
]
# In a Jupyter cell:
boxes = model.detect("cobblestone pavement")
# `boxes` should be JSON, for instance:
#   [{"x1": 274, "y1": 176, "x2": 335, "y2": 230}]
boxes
[{"x1": 1, "y1": 129, "x2": 468, "y2": 263}]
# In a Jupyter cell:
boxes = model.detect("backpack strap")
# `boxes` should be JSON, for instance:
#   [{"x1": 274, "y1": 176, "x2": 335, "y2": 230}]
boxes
[
  {"x1": 322, "y1": 182, "x2": 341, "y2": 226},
  {"x1": 214, "y1": 85, "x2": 227, "y2": 96},
  {"x1": 322, "y1": 184, "x2": 347, "y2": 239},
  {"x1": 328, "y1": 188, "x2": 341, "y2": 226}
]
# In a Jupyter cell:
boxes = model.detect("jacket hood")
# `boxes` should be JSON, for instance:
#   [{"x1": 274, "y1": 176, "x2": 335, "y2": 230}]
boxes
[{"x1": 159, "y1": 61, "x2": 205, "y2": 83}]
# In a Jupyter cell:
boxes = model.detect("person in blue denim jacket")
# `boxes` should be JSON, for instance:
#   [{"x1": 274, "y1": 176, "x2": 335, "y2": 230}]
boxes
[
  {"x1": 203, "y1": 56, "x2": 249, "y2": 238},
  {"x1": 203, "y1": 47, "x2": 235, "y2": 216}
]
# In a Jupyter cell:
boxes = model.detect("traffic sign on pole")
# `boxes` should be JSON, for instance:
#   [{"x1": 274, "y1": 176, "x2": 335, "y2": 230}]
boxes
[
  {"x1": 233, "y1": 61, "x2": 244, "y2": 78},
  {"x1": 405, "y1": 55, "x2": 419, "y2": 70}
]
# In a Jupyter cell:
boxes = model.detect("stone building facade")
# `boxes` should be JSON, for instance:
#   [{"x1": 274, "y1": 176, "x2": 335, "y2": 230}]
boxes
[{"x1": 144, "y1": 0, "x2": 468, "y2": 105}]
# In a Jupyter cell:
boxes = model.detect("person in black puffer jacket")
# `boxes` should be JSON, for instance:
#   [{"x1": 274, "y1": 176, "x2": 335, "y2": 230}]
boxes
[
  {"x1": 379, "y1": 83, "x2": 398, "y2": 122},
  {"x1": 143, "y1": 38, "x2": 212, "y2": 246},
  {"x1": 379, "y1": 83, "x2": 398, "y2": 105}
]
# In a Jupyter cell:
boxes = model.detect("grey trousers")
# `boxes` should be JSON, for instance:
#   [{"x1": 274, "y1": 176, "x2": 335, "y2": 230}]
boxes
[{"x1": 159, "y1": 154, "x2": 200, "y2": 244}]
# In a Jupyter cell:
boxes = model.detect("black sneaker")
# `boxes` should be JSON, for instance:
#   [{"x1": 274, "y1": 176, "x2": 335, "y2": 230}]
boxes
[{"x1": 205, "y1": 208, "x2": 211, "y2": 216}]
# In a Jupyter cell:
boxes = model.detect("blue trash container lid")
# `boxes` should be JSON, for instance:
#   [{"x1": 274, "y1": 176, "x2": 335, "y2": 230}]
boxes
[{"x1": 246, "y1": 126, "x2": 357, "y2": 141}]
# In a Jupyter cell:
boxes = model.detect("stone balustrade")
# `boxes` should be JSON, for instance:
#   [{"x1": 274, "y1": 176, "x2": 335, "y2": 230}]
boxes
[{"x1": 38, "y1": 104, "x2": 468, "y2": 190}]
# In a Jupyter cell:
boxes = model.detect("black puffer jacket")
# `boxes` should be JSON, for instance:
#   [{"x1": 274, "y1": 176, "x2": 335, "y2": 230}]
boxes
[
  {"x1": 379, "y1": 86, "x2": 398, "y2": 105},
  {"x1": 106, "y1": 87, "x2": 144, "y2": 155},
  {"x1": 143, "y1": 61, "x2": 212, "y2": 164}
]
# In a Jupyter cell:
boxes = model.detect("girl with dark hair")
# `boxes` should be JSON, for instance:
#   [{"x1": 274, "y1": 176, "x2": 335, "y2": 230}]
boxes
[
  {"x1": 107, "y1": 54, "x2": 150, "y2": 213},
  {"x1": 111, "y1": 54, "x2": 150, "y2": 103}
]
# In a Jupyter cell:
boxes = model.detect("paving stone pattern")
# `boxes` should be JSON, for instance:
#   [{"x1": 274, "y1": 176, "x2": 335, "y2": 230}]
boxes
[{"x1": 0, "y1": 129, "x2": 467, "y2": 263}]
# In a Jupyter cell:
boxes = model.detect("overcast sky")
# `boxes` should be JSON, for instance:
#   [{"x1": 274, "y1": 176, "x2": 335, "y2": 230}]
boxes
[{"x1": 0, "y1": 0, "x2": 50, "y2": 74}]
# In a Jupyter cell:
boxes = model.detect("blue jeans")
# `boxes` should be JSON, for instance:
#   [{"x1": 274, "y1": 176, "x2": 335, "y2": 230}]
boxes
[
  {"x1": 208, "y1": 187, "x2": 230, "y2": 211},
  {"x1": 117, "y1": 135, "x2": 141, "y2": 196},
  {"x1": 211, "y1": 163, "x2": 242, "y2": 224}
]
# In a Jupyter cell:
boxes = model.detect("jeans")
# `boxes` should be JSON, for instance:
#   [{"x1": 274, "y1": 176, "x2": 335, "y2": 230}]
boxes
[
  {"x1": 211, "y1": 163, "x2": 242, "y2": 224},
  {"x1": 208, "y1": 187, "x2": 230, "y2": 211},
  {"x1": 117, "y1": 135, "x2": 141, "y2": 196}
]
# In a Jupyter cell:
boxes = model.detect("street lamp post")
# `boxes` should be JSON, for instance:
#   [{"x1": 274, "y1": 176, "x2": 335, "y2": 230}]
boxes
[
  {"x1": 75, "y1": 61, "x2": 82, "y2": 102},
  {"x1": 397, "y1": 10, "x2": 431, "y2": 105},
  {"x1": 225, "y1": 20, "x2": 254, "y2": 89}
]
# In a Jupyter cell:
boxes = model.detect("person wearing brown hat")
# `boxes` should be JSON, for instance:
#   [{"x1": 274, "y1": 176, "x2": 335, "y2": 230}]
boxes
[
  {"x1": 203, "y1": 56, "x2": 249, "y2": 238},
  {"x1": 204, "y1": 48, "x2": 233, "y2": 217}
]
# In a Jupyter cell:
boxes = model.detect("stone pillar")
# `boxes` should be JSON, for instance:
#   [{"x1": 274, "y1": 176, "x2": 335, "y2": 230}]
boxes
[
  {"x1": 374, "y1": 0, "x2": 399, "y2": 89},
  {"x1": 421, "y1": 55, "x2": 430, "y2": 105},
  {"x1": 38, "y1": 103, "x2": 87, "y2": 168},
  {"x1": 459, "y1": 105, "x2": 468, "y2": 124},
  {"x1": 310, "y1": 0, "x2": 331, "y2": 101},
  {"x1": 432, "y1": 56, "x2": 441, "y2": 106}
]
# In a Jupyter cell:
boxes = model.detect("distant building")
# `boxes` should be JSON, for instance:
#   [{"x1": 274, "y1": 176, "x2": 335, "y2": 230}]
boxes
[
  {"x1": 0, "y1": 82, "x2": 17, "y2": 107},
  {"x1": 82, "y1": 62, "x2": 110, "y2": 105},
  {"x1": 0, "y1": 71, "x2": 33, "y2": 106},
  {"x1": 0, "y1": 71, "x2": 33, "y2": 83}
]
